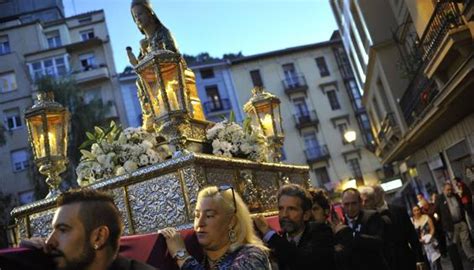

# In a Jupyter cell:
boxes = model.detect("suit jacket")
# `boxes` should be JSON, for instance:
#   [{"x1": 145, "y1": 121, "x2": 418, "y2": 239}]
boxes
[
  {"x1": 343, "y1": 209, "x2": 389, "y2": 270},
  {"x1": 435, "y1": 194, "x2": 465, "y2": 233},
  {"x1": 266, "y1": 222, "x2": 335, "y2": 270},
  {"x1": 379, "y1": 204, "x2": 423, "y2": 270}
]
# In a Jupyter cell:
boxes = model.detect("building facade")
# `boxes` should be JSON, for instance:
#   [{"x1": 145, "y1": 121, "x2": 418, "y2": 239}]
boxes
[
  {"x1": 331, "y1": 0, "x2": 474, "y2": 204},
  {"x1": 0, "y1": 9, "x2": 127, "y2": 204},
  {"x1": 230, "y1": 36, "x2": 381, "y2": 189}
]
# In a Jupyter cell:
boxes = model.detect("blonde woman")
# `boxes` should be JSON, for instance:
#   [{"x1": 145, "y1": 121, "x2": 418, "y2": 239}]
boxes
[
  {"x1": 160, "y1": 185, "x2": 271, "y2": 269},
  {"x1": 412, "y1": 205, "x2": 442, "y2": 270}
]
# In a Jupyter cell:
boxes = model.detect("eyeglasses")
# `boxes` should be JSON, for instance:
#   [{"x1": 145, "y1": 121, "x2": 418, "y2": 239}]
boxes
[{"x1": 218, "y1": 184, "x2": 237, "y2": 213}]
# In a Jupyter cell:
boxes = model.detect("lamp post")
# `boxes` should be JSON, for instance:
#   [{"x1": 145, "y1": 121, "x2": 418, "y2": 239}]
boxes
[
  {"x1": 25, "y1": 92, "x2": 69, "y2": 198},
  {"x1": 135, "y1": 50, "x2": 192, "y2": 155},
  {"x1": 244, "y1": 87, "x2": 284, "y2": 162}
]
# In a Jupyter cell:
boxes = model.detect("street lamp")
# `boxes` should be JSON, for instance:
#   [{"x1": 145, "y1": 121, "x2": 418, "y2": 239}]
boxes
[
  {"x1": 344, "y1": 129, "x2": 357, "y2": 144},
  {"x1": 25, "y1": 92, "x2": 69, "y2": 198},
  {"x1": 244, "y1": 87, "x2": 284, "y2": 162}
]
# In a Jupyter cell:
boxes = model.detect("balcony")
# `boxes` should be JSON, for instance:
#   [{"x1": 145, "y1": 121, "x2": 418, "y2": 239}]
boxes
[
  {"x1": 282, "y1": 75, "x2": 308, "y2": 96},
  {"x1": 74, "y1": 64, "x2": 110, "y2": 84},
  {"x1": 375, "y1": 113, "x2": 401, "y2": 159},
  {"x1": 385, "y1": 0, "x2": 474, "y2": 163},
  {"x1": 203, "y1": 98, "x2": 231, "y2": 114},
  {"x1": 294, "y1": 110, "x2": 319, "y2": 130},
  {"x1": 304, "y1": 145, "x2": 330, "y2": 164}
]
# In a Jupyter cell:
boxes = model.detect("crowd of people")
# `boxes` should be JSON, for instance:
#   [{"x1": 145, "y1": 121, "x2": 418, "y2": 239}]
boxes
[{"x1": 2, "y1": 177, "x2": 474, "y2": 270}]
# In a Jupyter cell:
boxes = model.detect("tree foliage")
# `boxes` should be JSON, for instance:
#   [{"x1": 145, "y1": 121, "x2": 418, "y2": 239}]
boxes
[{"x1": 183, "y1": 51, "x2": 244, "y2": 65}]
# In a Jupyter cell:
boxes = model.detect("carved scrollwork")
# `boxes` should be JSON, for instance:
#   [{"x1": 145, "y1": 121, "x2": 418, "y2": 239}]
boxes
[{"x1": 30, "y1": 209, "x2": 55, "y2": 238}]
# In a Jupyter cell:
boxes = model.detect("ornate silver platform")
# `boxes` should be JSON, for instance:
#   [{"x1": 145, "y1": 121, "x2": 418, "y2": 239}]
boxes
[{"x1": 10, "y1": 152, "x2": 309, "y2": 242}]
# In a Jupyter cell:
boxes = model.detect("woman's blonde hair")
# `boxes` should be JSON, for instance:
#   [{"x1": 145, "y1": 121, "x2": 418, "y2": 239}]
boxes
[{"x1": 197, "y1": 186, "x2": 268, "y2": 253}]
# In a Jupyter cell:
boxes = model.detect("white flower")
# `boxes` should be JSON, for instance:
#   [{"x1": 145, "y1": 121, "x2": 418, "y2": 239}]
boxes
[
  {"x1": 91, "y1": 143, "x2": 103, "y2": 155},
  {"x1": 124, "y1": 160, "x2": 138, "y2": 172},
  {"x1": 139, "y1": 154, "x2": 149, "y2": 166},
  {"x1": 115, "y1": 166, "x2": 126, "y2": 176}
]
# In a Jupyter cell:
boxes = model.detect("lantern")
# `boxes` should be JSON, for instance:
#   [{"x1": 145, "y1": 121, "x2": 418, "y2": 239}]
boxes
[
  {"x1": 25, "y1": 92, "x2": 69, "y2": 197},
  {"x1": 244, "y1": 87, "x2": 284, "y2": 162}
]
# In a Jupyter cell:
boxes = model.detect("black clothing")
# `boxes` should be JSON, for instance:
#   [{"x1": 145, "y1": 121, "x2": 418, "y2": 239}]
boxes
[
  {"x1": 379, "y1": 204, "x2": 423, "y2": 270},
  {"x1": 435, "y1": 194, "x2": 465, "y2": 233},
  {"x1": 266, "y1": 222, "x2": 335, "y2": 270},
  {"x1": 343, "y1": 209, "x2": 389, "y2": 270},
  {"x1": 109, "y1": 256, "x2": 158, "y2": 270}
]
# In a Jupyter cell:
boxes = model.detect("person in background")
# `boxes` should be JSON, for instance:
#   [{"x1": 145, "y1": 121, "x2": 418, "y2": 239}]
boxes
[
  {"x1": 253, "y1": 184, "x2": 322, "y2": 270},
  {"x1": 453, "y1": 177, "x2": 474, "y2": 220},
  {"x1": 417, "y1": 192, "x2": 447, "y2": 256},
  {"x1": 435, "y1": 182, "x2": 473, "y2": 269},
  {"x1": 412, "y1": 205, "x2": 442, "y2": 270},
  {"x1": 161, "y1": 185, "x2": 271, "y2": 270},
  {"x1": 307, "y1": 188, "x2": 336, "y2": 269},
  {"x1": 341, "y1": 188, "x2": 389, "y2": 270},
  {"x1": 18, "y1": 189, "x2": 157, "y2": 270}
]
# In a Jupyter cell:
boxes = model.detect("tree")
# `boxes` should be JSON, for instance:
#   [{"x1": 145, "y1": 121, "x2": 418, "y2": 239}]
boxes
[{"x1": 34, "y1": 76, "x2": 112, "y2": 192}]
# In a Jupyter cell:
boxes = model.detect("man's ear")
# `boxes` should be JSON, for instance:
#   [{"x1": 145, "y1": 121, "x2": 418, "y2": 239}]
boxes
[
  {"x1": 303, "y1": 210, "x2": 312, "y2": 221},
  {"x1": 90, "y1": 225, "x2": 110, "y2": 249}
]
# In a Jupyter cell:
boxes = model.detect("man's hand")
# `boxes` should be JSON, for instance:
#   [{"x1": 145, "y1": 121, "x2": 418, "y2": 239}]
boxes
[
  {"x1": 19, "y1": 237, "x2": 49, "y2": 253},
  {"x1": 252, "y1": 215, "x2": 271, "y2": 235}
]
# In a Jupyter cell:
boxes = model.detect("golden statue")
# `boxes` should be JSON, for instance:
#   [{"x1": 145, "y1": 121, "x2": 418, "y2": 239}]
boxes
[{"x1": 128, "y1": 0, "x2": 205, "y2": 132}]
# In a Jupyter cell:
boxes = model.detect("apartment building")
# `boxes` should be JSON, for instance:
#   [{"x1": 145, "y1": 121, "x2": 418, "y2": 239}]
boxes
[
  {"x1": 0, "y1": 9, "x2": 127, "y2": 204},
  {"x1": 230, "y1": 35, "x2": 381, "y2": 190},
  {"x1": 331, "y1": 0, "x2": 474, "y2": 202}
]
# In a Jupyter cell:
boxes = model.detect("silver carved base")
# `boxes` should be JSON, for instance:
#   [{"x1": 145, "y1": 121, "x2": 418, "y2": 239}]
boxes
[{"x1": 10, "y1": 152, "x2": 309, "y2": 243}]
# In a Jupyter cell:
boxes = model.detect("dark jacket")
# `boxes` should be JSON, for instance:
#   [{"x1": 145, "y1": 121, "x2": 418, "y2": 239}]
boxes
[
  {"x1": 109, "y1": 256, "x2": 158, "y2": 270},
  {"x1": 343, "y1": 209, "x2": 389, "y2": 270},
  {"x1": 379, "y1": 204, "x2": 423, "y2": 270},
  {"x1": 435, "y1": 193, "x2": 465, "y2": 233},
  {"x1": 266, "y1": 222, "x2": 335, "y2": 270}
]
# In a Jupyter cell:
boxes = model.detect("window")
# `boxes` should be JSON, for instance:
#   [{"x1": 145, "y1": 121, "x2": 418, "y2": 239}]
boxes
[
  {"x1": 0, "y1": 72, "x2": 17, "y2": 93},
  {"x1": 29, "y1": 56, "x2": 68, "y2": 80},
  {"x1": 80, "y1": 29, "x2": 95, "y2": 41},
  {"x1": 293, "y1": 97, "x2": 309, "y2": 118},
  {"x1": 79, "y1": 52, "x2": 96, "y2": 71},
  {"x1": 46, "y1": 30, "x2": 61, "y2": 48},
  {"x1": 11, "y1": 149, "x2": 30, "y2": 172},
  {"x1": 327, "y1": 90, "x2": 340, "y2": 110},
  {"x1": 315, "y1": 57, "x2": 330, "y2": 77},
  {"x1": 303, "y1": 132, "x2": 321, "y2": 157},
  {"x1": 345, "y1": 80, "x2": 363, "y2": 110},
  {"x1": 18, "y1": 190, "x2": 35, "y2": 205},
  {"x1": 4, "y1": 108, "x2": 22, "y2": 130},
  {"x1": 0, "y1": 35, "x2": 10, "y2": 55},
  {"x1": 315, "y1": 167, "x2": 331, "y2": 184},
  {"x1": 337, "y1": 123, "x2": 349, "y2": 144},
  {"x1": 250, "y1": 69, "x2": 263, "y2": 87},
  {"x1": 200, "y1": 68, "x2": 215, "y2": 79},
  {"x1": 205, "y1": 85, "x2": 222, "y2": 111},
  {"x1": 348, "y1": 158, "x2": 363, "y2": 178},
  {"x1": 282, "y1": 63, "x2": 300, "y2": 87}
]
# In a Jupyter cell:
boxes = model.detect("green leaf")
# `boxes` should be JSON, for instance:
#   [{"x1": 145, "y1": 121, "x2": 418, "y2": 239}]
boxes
[
  {"x1": 79, "y1": 140, "x2": 93, "y2": 150},
  {"x1": 80, "y1": 149, "x2": 96, "y2": 160},
  {"x1": 229, "y1": 111, "x2": 235, "y2": 123},
  {"x1": 86, "y1": 132, "x2": 95, "y2": 140},
  {"x1": 243, "y1": 117, "x2": 252, "y2": 133}
]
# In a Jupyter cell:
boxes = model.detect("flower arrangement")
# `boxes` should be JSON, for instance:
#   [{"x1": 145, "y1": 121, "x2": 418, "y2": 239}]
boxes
[
  {"x1": 76, "y1": 121, "x2": 169, "y2": 187},
  {"x1": 206, "y1": 114, "x2": 268, "y2": 162}
]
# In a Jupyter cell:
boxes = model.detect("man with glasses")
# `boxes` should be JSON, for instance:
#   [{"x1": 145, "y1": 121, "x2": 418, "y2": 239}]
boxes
[{"x1": 253, "y1": 184, "x2": 334, "y2": 270}]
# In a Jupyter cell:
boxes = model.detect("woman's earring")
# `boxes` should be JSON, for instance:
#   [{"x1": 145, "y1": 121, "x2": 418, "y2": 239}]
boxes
[{"x1": 228, "y1": 228, "x2": 237, "y2": 243}]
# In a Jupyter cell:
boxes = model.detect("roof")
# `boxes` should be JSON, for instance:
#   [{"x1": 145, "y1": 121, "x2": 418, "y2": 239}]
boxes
[{"x1": 231, "y1": 39, "x2": 341, "y2": 64}]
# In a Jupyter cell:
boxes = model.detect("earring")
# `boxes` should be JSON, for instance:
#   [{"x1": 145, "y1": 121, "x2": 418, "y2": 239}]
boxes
[
  {"x1": 228, "y1": 228, "x2": 237, "y2": 243},
  {"x1": 94, "y1": 244, "x2": 99, "y2": 250}
]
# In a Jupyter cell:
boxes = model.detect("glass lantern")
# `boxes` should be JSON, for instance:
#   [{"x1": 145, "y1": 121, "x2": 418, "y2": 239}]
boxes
[{"x1": 25, "y1": 92, "x2": 69, "y2": 197}]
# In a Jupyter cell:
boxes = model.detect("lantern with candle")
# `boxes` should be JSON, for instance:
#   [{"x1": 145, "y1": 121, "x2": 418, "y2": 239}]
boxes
[
  {"x1": 244, "y1": 87, "x2": 284, "y2": 162},
  {"x1": 25, "y1": 92, "x2": 69, "y2": 197}
]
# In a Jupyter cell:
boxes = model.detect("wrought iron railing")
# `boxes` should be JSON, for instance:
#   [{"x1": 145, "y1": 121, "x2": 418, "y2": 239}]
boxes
[
  {"x1": 203, "y1": 98, "x2": 231, "y2": 113},
  {"x1": 304, "y1": 145, "x2": 330, "y2": 162},
  {"x1": 399, "y1": 0, "x2": 464, "y2": 127},
  {"x1": 282, "y1": 75, "x2": 308, "y2": 91},
  {"x1": 419, "y1": 1, "x2": 463, "y2": 62},
  {"x1": 377, "y1": 112, "x2": 399, "y2": 142},
  {"x1": 293, "y1": 110, "x2": 318, "y2": 127}
]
